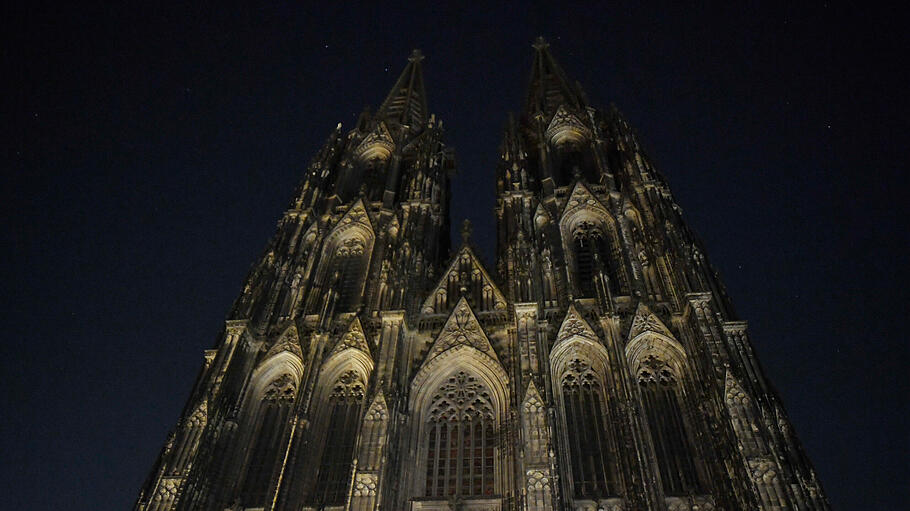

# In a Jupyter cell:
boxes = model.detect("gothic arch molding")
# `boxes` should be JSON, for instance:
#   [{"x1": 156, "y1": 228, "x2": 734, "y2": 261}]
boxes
[
  {"x1": 625, "y1": 330, "x2": 688, "y2": 379},
  {"x1": 407, "y1": 344, "x2": 511, "y2": 503},
  {"x1": 559, "y1": 187, "x2": 628, "y2": 297},
  {"x1": 246, "y1": 350, "x2": 305, "y2": 406},
  {"x1": 411, "y1": 344, "x2": 509, "y2": 416}
]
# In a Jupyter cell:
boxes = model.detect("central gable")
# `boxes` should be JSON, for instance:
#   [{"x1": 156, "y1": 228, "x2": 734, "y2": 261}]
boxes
[
  {"x1": 424, "y1": 297, "x2": 499, "y2": 363},
  {"x1": 421, "y1": 245, "x2": 507, "y2": 314}
]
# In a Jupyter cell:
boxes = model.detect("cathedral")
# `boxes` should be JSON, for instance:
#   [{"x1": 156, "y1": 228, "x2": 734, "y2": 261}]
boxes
[{"x1": 135, "y1": 39, "x2": 829, "y2": 511}]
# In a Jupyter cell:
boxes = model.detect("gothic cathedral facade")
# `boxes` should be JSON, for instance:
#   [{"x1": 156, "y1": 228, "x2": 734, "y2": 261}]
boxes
[{"x1": 135, "y1": 40, "x2": 828, "y2": 511}]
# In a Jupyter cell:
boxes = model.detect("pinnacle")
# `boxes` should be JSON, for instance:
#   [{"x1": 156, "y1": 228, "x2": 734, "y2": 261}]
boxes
[
  {"x1": 408, "y1": 48, "x2": 424, "y2": 63},
  {"x1": 525, "y1": 37, "x2": 581, "y2": 116},
  {"x1": 460, "y1": 219, "x2": 472, "y2": 243}
]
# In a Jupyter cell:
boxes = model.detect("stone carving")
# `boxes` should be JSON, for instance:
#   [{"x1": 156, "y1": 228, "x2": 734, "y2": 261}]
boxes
[
  {"x1": 421, "y1": 245, "x2": 507, "y2": 314},
  {"x1": 330, "y1": 370, "x2": 365, "y2": 401},
  {"x1": 263, "y1": 374, "x2": 297, "y2": 403},
  {"x1": 429, "y1": 371, "x2": 495, "y2": 422},
  {"x1": 354, "y1": 122, "x2": 395, "y2": 161},
  {"x1": 353, "y1": 472, "x2": 378, "y2": 497},
  {"x1": 186, "y1": 401, "x2": 207, "y2": 428},
  {"x1": 556, "y1": 305, "x2": 598, "y2": 343},
  {"x1": 628, "y1": 303, "x2": 674, "y2": 340},
  {"x1": 330, "y1": 317, "x2": 371, "y2": 356},
  {"x1": 526, "y1": 468, "x2": 552, "y2": 491},
  {"x1": 546, "y1": 104, "x2": 591, "y2": 146},
  {"x1": 266, "y1": 326, "x2": 303, "y2": 359},
  {"x1": 637, "y1": 355, "x2": 677, "y2": 387},
  {"x1": 425, "y1": 298, "x2": 498, "y2": 362}
]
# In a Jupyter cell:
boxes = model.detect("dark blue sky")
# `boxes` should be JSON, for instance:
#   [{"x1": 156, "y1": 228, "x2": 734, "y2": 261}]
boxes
[{"x1": 4, "y1": 2, "x2": 906, "y2": 509}]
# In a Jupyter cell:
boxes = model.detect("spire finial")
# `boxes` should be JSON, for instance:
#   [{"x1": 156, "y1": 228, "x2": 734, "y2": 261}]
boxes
[
  {"x1": 460, "y1": 219, "x2": 472, "y2": 243},
  {"x1": 378, "y1": 50, "x2": 428, "y2": 126},
  {"x1": 533, "y1": 36, "x2": 549, "y2": 50}
]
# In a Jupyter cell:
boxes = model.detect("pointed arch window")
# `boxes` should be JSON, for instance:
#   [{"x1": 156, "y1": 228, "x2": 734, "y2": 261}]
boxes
[
  {"x1": 424, "y1": 372, "x2": 496, "y2": 499},
  {"x1": 553, "y1": 142, "x2": 586, "y2": 186},
  {"x1": 572, "y1": 221, "x2": 622, "y2": 297},
  {"x1": 311, "y1": 370, "x2": 366, "y2": 505},
  {"x1": 361, "y1": 156, "x2": 388, "y2": 202},
  {"x1": 330, "y1": 238, "x2": 368, "y2": 312},
  {"x1": 239, "y1": 374, "x2": 296, "y2": 506},
  {"x1": 637, "y1": 355, "x2": 701, "y2": 495},
  {"x1": 561, "y1": 358, "x2": 616, "y2": 498}
]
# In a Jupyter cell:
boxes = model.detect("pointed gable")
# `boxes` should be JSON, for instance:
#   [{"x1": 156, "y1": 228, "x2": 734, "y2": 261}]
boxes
[
  {"x1": 724, "y1": 370, "x2": 749, "y2": 405},
  {"x1": 562, "y1": 181, "x2": 609, "y2": 220},
  {"x1": 354, "y1": 121, "x2": 395, "y2": 161},
  {"x1": 425, "y1": 297, "x2": 498, "y2": 363},
  {"x1": 186, "y1": 399, "x2": 207, "y2": 427},
  {"x1": 364, "y1": 391, "x2": 389, "y2": 421},
  {"x1": 523, "y1": 380, "x2": 544, "y2": 407},
  {"x1": 330, "y1": 317, "x2": 371, "y2": 357},
  {"x1": 545, "y1": 104, "x2": 591, "y2": 146},
  {"x1": 266, "y1": 324, "x2": 303, "y2": 359},
  {"x1": 555, "y1": 304, "x2": 599, "y2": 345},
  {"x1": 628, "y1": 302, "x2": 675, "y2": 340},
  {"x1": 421, "y1": 245, "x2": 507, "y2": 314},
  {"x1": 336, "y1": 198, "x2": 374, "y2": 233}
]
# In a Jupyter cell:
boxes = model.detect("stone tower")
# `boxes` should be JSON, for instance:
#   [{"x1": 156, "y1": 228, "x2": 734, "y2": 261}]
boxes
[{"x1": 135, "y1": 41, "x2": 829, "y2": 511}]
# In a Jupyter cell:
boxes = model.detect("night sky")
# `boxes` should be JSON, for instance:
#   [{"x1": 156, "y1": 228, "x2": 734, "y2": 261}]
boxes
[{"x1": 4, "y1": 2, "x2": 906, "y2": 509}]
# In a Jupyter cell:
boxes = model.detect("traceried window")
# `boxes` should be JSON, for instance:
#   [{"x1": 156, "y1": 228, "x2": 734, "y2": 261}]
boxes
[
  {"x1": 561, "y1": 358, "x2": 616, "y2": 498},
  {"x1": 638, "y1": 355, "x2": 700, "y2": 495},
  {"x1": 331, "y1": 239, "x2": 368, "y2": 312},
  {"x1": 239, "y1": 374, "x2": 296, "y2": 506},
  {"x1": 311, "y1": 370, "x2": 366, "y2": 505},
  {"x1": 424, "y1": 372, "x2": 495, "y2": 499}
]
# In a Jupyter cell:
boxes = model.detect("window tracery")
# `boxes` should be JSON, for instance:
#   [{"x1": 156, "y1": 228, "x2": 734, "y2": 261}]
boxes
[
  {"x1": 637, "y1": 355, "x2": 701, "y2": 495},
  {"x1": 239, "y1": 374, "x2": 297, "y2": 506},
  {"x1": 560, "y1": 357, "x2": 617, "y2": 498},
  {"x1": 424, "y1": 371, "x2": 496, "y2": 499},
  {"x1": 311, "y1": 370, "x2": 366, "y2": 506},
  {"x1": 330, "y1": 238, "x2": 368, "y2": 312}
]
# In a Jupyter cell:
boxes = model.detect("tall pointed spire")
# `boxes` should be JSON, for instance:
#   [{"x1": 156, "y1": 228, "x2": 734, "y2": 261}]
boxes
[
  {"x1": 525, "y1": 37, "x2": 582, "y2": 116},
  {"x1": 377, "y1": 49, "x2": 428, "y2": 128}
]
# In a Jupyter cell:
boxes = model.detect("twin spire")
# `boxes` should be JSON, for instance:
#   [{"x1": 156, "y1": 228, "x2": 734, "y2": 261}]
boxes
[{"x1": 375, "y1": 38, "x2": 580, "y2": 128}]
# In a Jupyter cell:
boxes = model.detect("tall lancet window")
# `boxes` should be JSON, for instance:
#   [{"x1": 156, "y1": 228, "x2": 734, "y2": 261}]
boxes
[
  {"x1": 637, "y1": 355, "x2": 700, "y2": 495},
  {"x1": 554, "y1": 142, "x2": 589, "y2": 186},
  {"x1": 572, "y1": 221, "x2": 622, "y2": 297},
  {"x1": 424, "y1": 372, "x2": 495, "y2": 499},
  {"x1": 312, "y1": 370, "x2": 366, "y2": 505},
  {"x1": 239, "y1": 374, "x2": 296, "y2": 506},
  {"x1": 561, "y1": 358, "x2": 616, "y2": 498},
  {"x1": 331, "y1": 238, "x2": 368, "y2": 312},
  {"x1": 362, "y1": 157, "x2": 387, "y2": 202}
]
